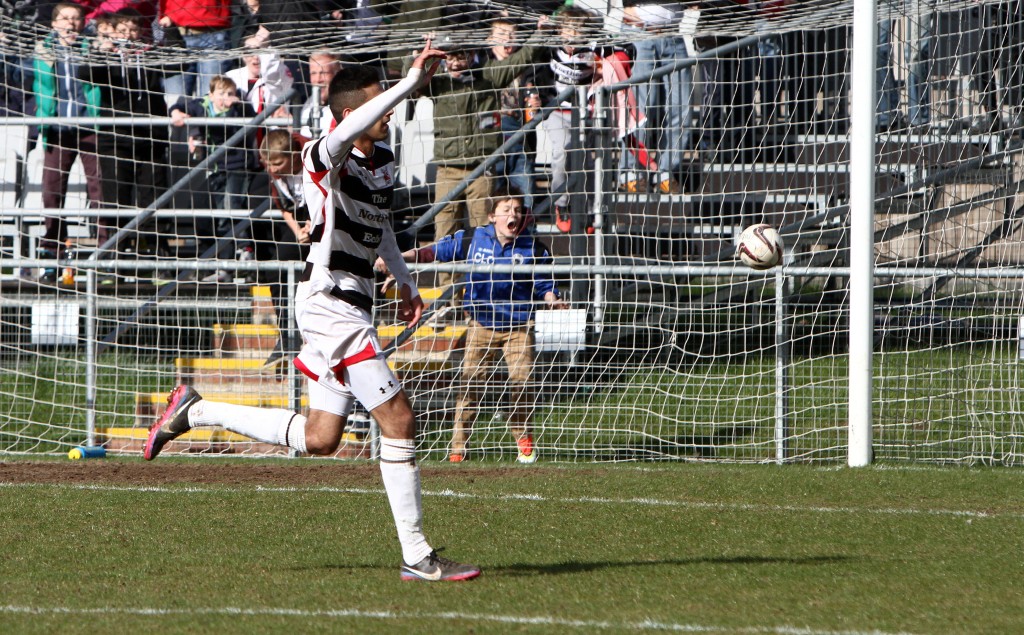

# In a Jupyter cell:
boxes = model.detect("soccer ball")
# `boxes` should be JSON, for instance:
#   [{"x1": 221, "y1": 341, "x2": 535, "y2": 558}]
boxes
[{"x1": 736, "y1": 224, "x2": 784, "y2": 270}]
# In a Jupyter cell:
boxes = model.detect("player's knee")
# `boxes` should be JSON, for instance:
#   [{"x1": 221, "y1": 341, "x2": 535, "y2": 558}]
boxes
[
  {"x1": 373, "y1": 393, "x2": 417, "y2": 439},
  {"x1": 304, "y1": 429, "x2": 341, "y2": 455}
]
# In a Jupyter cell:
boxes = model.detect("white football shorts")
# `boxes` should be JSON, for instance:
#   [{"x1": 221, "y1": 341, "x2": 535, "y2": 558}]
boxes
[{"x1": 293, "y1": 282, "x2": 402, "y2": 415}]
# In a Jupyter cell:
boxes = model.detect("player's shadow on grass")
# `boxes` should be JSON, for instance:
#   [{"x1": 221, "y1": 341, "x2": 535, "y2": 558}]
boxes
[
  {"x1": 490, "y1": 554, "x2": 854, "y2": 576},
  {"x1": 286, "y1": 555, "x2": 853, "y2": 575}
]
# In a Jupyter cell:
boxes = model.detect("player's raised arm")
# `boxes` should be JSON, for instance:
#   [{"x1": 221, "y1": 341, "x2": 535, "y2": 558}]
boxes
[{"x1": 323, "y1": 39, "x2": 446, "y2": 160}]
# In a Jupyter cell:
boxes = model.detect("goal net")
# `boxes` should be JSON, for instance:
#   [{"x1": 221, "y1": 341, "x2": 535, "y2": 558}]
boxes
[{"x1": 1, "y1": 0, "x2": 1022, "y2": 465}]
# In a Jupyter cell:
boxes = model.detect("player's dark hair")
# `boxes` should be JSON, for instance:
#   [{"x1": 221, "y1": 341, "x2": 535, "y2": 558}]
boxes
[{"x1": 327, "y1": 65, "x2": 383, "y2": 121}]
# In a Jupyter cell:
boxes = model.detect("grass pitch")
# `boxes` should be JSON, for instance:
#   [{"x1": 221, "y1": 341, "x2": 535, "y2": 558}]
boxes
[{"x1": 1, "y1": 459, "x2": 1022, "y2": 634}]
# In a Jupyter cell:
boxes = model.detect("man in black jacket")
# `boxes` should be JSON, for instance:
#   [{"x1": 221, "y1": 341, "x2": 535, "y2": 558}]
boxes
[{"x1": 78, "y1": 8, "x2": 170, "y2": 249}]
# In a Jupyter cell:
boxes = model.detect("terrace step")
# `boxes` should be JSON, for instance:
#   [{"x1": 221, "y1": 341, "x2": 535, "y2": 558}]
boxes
[
  {"x1": 212, "y1": 323, "x2": 280, "y2": 359},
  {"x1": 175, "y1": 357, "x2": 292, "y2": 396},
  {"x1": 378, "y1": 324, "x2": 467, "y2": 353},
  {"x1": 250, "y1": 285, "x2": 278, "y2": 325}
]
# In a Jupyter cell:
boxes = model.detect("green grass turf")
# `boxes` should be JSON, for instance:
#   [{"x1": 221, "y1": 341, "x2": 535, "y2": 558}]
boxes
[
  {"x1": 1, "y1": 458, "x2": 1023, "y2": 634},
  {"x1": 5, "y1": 345, "x2": 1024, "y2": 463}
]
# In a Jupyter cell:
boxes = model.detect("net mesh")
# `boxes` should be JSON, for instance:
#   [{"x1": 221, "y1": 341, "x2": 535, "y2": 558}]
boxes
[{"x1": 1, "y1": 0, "x2": 1023, "y2": 464}]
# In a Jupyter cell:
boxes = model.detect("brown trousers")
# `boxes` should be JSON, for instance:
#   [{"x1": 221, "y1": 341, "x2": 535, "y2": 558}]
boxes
[{"x1": 452, "y1": 320, "x2": 534, "y2": 455}]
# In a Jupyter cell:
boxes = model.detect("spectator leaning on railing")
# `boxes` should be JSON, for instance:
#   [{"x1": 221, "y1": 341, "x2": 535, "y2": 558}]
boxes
[
  {"x1": 33, "y1": 1, "x2": 104, "y2": 282},
  {"x1": 486, "y1": 16, "x2": 546, "y2": 216},
  {"x1": 169, "y1": 74, "x2": 262, "y2": 280},
  {"x1": 298, "y1": 50, "x2": 340, "y2": 139},
  {"x1": 158, "y1": 0, "x2": 233, "y2": 99},
  {"x1": 78, "y1": 7, "x2": 171, "y2": 253},
  {"x1": 255, "y1": 128, "x2": 312, "y2": 363},
  {"x1": 408, "y1": 15, "x2": 551, "y2": 294}
]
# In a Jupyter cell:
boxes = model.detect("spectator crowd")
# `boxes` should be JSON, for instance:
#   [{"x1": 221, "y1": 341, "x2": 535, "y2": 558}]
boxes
[{"x1": 0, "y1": 0, "x2": 1022, "y2": 283}]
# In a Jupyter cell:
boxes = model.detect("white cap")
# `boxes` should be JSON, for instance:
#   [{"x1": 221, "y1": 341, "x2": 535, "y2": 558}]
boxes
[{"x1": 632, "y1": 4, "x2": 678, "y2": 27}]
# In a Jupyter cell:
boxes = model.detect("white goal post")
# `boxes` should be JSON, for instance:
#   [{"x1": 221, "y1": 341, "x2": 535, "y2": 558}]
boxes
[
  {"x1": 848, "y1": 0, "x2": 879, "y2": 467},
  {"x1": 2, "y1": 0, "x2": 1024, "y2": 466}
]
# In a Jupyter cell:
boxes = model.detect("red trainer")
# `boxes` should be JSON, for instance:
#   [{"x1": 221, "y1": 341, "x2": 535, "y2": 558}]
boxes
[
  {"x1": 516, "y1": 435, "x2": 537, "y2": 464},
  {"x1": 143, "y1": 385, "x2": 201, "y2": 460},
  {"x1": 554, "y1": 206, "x2": 572, "y2": 233}
]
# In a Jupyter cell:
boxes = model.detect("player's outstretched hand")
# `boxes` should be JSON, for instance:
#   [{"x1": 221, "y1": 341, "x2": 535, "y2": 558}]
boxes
[
  {"x1": 411, "y1": 36, "x2": 447, "y2": 81},
  {"x1": 397, "y1": 283, "x2": 424, "y2": 328}
]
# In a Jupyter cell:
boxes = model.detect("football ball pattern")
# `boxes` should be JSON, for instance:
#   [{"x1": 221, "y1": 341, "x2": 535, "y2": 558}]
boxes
[{"x1": 737, "y1": 224, "x2": 784, "y2": 270}]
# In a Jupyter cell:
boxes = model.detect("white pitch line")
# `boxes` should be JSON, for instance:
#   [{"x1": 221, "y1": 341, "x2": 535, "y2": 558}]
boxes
[
  {"x1": 0, "y1": 604, "x2": 919, "y2": 635},
  {"x1": 0, "y1": 481, "x2": 1019, "y2": 520}
]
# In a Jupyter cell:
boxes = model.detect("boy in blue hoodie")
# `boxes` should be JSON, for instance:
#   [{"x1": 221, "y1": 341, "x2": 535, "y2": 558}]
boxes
[{"x1": 379, "y1": 187, "x2": 568, "y2": 463}]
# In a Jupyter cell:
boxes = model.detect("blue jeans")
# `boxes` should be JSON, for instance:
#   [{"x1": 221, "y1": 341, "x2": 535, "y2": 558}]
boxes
[
  {"x1": 631, "y1": 35, "x2": 692, "y2": 176},
  {"x1": 493, "y1": 115, "x2": 535, "y2": 210},
  {"x1": 162, "y1": 29, "x2": 231, "y2": 98},
  {"x1": 204, "y1": 170, "x2": 254, "y2": 254},
  {"x1": 209, "y1": 170, "x2": 254, "y2": 213}
]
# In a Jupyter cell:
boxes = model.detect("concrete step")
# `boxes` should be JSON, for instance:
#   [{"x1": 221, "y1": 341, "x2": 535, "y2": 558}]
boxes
[
  {"x1": 378, "y1": 324, "x2": 467, "y2": 353},
  {"x1": 376, "y1": 285, "x2": 448, "y2": 324},
  {"x1": 250, "y1": 285, "x2": 278, "y2": 325},
  {"x1": 382, "y1": 286, "x2": 446, "y2": 302},
  {"x1": 175, "y1": 357, "x2": 292, "y2": 396},
  {"x1": 388, "y1": 348, "x2": 459, "y2": 373},
  {"x1": 212, "y1": 323, "x2": 280, "y2": 358}
]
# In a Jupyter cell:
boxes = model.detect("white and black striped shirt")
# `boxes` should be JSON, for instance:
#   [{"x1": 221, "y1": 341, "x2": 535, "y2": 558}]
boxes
[{"x1": 302, "y1": 138, "x2": 406, "y2": 302}]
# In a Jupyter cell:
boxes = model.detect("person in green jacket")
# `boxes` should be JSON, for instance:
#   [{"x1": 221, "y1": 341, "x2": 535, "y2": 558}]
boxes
[
  {"x1": 32, "y1": 2, "x2": 103, "y2": 281},
  {"x1": 410, "y1": 15, "x2": 551, "y2": 292}
]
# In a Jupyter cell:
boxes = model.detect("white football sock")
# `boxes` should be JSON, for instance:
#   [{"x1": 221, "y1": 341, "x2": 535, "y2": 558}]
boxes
[
  {"x1": 188, "y1": 400, "x2": 307, "y2": 454},
  {"x1": 379, "y1": 437, "x2": 432, "y2": 565}
]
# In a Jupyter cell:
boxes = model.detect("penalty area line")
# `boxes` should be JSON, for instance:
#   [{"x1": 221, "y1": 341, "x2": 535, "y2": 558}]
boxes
[
  {"x1": 0, "y1": 481, "x2": 1018, "y2": 520},
  {"x1": 0, "y1": 604, "x2": 919, "y2": 635}
]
